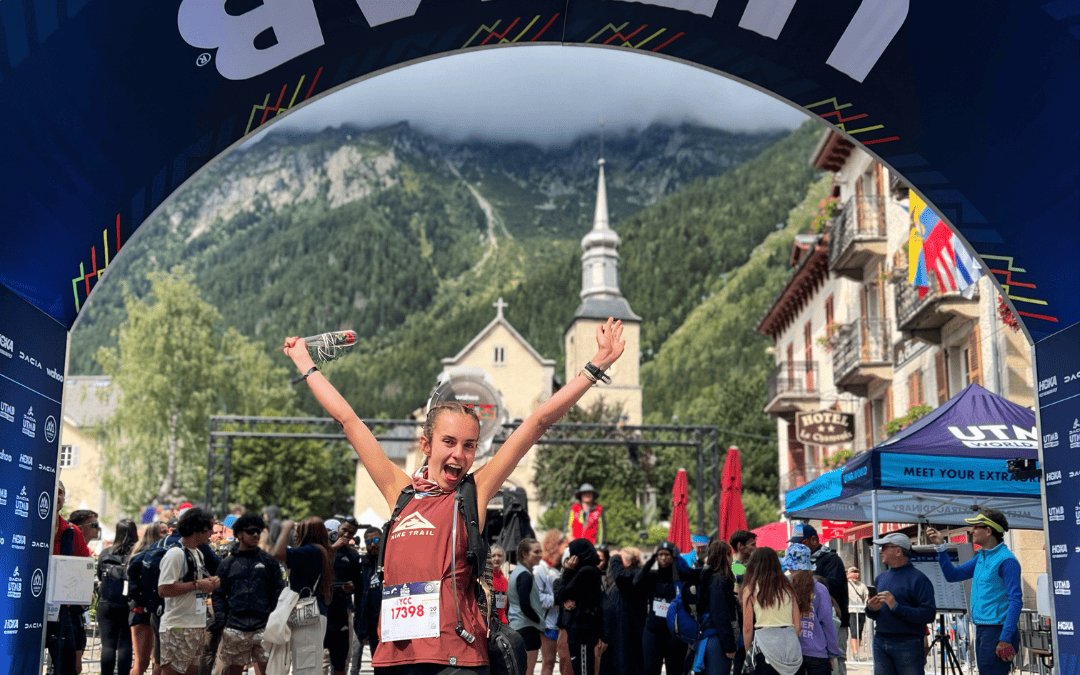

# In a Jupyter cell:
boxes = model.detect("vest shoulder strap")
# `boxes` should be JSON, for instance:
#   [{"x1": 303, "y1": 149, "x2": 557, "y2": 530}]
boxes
[{"x1": 377, "y1": 484, "x2": 416, "y2": 582}]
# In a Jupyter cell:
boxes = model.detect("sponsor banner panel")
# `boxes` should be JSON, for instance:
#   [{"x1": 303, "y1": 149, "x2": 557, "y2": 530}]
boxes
[
  {"x1": 877, "y1": 453, "x2": 1041, "y2": 496},
  {"x1": 0, "y1": 286, "x2": 65, "y2": 671},
  {"x1": 1036, "y1": 321, "x2": 1080, "y2": 669}
]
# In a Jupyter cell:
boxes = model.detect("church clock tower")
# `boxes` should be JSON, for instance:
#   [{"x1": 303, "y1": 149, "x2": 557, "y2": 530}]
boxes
[{"x1": 564, "y1": 157, "x2": 643, "y2": 423}]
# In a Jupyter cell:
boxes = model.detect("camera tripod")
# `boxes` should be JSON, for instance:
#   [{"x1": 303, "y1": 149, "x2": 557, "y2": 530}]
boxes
[{"x1": 928, "y1": 614, "x2": 965, "y2": 675}]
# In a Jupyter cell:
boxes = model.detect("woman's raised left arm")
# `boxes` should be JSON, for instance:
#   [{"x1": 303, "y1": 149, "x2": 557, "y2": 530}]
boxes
[{"x1": 474, "y1": 318, "x2": 625, "y2": 509}]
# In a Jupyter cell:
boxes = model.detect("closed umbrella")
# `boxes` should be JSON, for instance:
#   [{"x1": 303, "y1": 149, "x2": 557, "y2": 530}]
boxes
[
  {"x1": 718, "y1": 446, "x2": 748, "y2": 542},
  {"x1": 668, "y1": 468, "x2": 692, "y2": 553}
]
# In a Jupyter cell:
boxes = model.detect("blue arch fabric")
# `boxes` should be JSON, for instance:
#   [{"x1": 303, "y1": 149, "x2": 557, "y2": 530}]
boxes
[{"x1": 0, "y1": 0, "x2": 1076, "y2": 336}]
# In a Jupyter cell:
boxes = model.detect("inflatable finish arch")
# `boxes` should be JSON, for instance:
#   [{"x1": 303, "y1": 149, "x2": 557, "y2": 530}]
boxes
[
  {"x1": 0, "y1": 1, "x2": 1076, "y2": 338},
  {"x1": 0, "y1": 0, "x2": 1077, "y2": 670}
]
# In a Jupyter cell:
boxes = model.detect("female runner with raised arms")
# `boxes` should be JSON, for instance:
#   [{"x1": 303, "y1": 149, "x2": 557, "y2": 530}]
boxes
[{"x1": 283, "y1": 317, "x2": 624, "y2": 675}]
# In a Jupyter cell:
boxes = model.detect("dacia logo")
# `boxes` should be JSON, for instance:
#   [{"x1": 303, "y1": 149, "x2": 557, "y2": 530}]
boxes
[
  {"x1": 1065, "y1": 370, "x2": 1080, "y2": 383},
  {"x1": 18, "y1": 352, "x2": 40, "y2": 369}
]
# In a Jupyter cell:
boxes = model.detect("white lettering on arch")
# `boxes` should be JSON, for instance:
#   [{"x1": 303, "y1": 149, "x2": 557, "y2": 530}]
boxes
[
  {"x1": 613, "y1": 0, "x2": 720, "y2": 18},
  {"x1": 825, "y1": 0, "x2": 909, "y2": 82},
  {"x1": 354, "y1": 0, "x2": 423, "y2": 28},
  {"x1": 177, "y1": 0, "x2": 324, "y2": 80}
]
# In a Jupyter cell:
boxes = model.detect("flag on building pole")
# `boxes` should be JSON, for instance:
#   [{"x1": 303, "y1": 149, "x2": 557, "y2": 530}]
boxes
[
  {"x1": 923, "y1": 221, "x2": 983, "y2": 298},
  {"x1": 907, "y1": 191, "x2": 931, "y2": 296}
]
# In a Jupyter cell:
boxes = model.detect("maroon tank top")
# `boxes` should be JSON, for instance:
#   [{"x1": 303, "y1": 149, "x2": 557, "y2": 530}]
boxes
[{"x1": 372, "y1": 490, "x2": 488, "y2": 668}]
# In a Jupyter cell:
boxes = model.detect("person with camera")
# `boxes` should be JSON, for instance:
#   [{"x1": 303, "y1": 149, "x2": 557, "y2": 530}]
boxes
[
  {"x1": 326, "y1": 518, "x2": 363, "y2": 675},
  {"x1": 926, "y1": 510, "x2": 1023, "y2": 675},
  {"x1": 864, "y1": 533, "x2": 936, "y2": 675}
]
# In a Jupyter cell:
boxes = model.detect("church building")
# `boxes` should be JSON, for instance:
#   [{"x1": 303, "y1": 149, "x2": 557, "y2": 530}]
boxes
[{"x1": 352, "y1": 155, "x2": 642, "y2": 524}]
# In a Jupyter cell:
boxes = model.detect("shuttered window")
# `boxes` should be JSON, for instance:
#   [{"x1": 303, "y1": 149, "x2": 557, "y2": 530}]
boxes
[
  {"x1": 967, "y1": 326, "x2": 982, "y2": 386},
  {"x1": 864, "y1": 400, "x2": 873, "y2": 450},
  {"x1": 908, "y1": 370, "x2": 924, "y2": 407},
  {"x1": 935, "y1": 350, "x2": 948, "y2": 404}
]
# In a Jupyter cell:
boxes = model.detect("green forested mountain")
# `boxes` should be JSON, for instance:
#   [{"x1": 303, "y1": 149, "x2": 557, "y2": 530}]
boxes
[
  {"x1": 76, "y1": 117, "x2": 830, "y2": 525},
  {"x1": 70, "y1": 122, "x2": 783, "y2": 376}
]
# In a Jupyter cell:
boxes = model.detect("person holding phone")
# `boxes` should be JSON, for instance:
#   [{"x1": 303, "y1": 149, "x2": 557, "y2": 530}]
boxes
[
  {"x1": 927, "y1": 509, "x2": 1023, "y2": 675},
  {"x1": 864, "y1": 533, "x2": 936, "y2": 675}
]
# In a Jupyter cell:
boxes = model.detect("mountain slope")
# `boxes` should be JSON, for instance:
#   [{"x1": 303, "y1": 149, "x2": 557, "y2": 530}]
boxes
[{"x1": 70, "y1": 122, "x2": 782, "y2": 375}]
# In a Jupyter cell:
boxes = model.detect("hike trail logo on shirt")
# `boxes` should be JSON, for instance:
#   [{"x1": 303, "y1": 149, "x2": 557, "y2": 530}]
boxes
[{"x1": 390, "y1": 512, "x2": 436, "y2": 538}]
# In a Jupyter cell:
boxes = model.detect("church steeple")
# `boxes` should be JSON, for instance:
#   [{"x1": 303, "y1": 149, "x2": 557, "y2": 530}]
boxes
[
  {"x1": 564, "y1": 150, "x2": 642, "y2": 424},
  {"x1": 574, "y1": 157, "x2": 640, "y2": 322}
]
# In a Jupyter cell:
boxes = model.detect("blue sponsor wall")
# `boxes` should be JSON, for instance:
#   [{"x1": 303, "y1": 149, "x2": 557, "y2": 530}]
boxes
[
  {"x1": 0, "y1": 286, "x2": 65, "y2": 674},
  {"x1": 1036, "y1": 324, "x2": 1080, "y2": 675}
]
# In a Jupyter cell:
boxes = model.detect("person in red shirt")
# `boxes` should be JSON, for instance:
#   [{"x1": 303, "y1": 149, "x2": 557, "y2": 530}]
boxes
[
  {"x1": 490, "y1": 546, "x2": 510, "y2": 625},
  {"x1": 48, "y1": 481, "x2": 92, "y2": 675},
  {"x1": 284, "y1": 317, "x2": 625, "y2": 673}
]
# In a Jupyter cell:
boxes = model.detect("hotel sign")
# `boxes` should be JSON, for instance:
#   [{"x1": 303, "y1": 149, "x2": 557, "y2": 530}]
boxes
[{"x1": 795, "y1": 411, "x2": 856, "y2": 446}]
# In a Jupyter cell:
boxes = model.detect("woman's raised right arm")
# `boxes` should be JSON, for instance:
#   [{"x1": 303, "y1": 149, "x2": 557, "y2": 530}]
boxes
[{"x1": 283, "y1": 337, "x2": 410, "y2": 506}]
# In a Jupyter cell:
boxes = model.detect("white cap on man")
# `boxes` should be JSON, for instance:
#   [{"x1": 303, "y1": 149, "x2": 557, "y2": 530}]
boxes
[{"x1": 871, "y1": 532, "x2": 911, "y2": 549}]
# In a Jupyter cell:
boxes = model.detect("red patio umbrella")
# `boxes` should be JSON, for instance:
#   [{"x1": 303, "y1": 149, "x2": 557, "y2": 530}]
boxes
[
  {"x1": 751, "y1": 521, "x2": 789, "y2": 551},
  {"x1": 667, "y1": 468, "x2": 692, "y2": 553},
  {"x1": 718, "y1": 446, "x2": 749, "y2": 542}
]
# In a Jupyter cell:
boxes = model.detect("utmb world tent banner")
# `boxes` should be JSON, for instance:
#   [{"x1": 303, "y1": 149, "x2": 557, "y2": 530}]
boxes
[{"x1": 0, "y1": 285, "x2": 65, "y2": 673}]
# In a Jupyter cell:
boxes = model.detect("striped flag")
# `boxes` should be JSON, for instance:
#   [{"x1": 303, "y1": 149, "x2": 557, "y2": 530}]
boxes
[
  {"x1": 907, "y1": 192, "x2": 931, "y2": 293},
  {"x1": 923, "y1": 221, "x2": 983, "y2": 297}
]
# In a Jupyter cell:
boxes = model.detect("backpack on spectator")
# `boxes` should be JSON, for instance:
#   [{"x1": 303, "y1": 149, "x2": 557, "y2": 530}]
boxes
[
  {"x1": 97, "y1": 551, "x2": 128, "y2": 604},
  {"x1": 666, "y1": 563, "x2": 700, "y2": 644},
  {"x1": 127, "y1": 542, "x2": 197, "y2": 615}
]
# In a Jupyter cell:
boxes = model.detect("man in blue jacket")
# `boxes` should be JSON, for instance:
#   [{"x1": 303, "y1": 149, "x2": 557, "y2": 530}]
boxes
[
  {"x1": 865, "y1": 533, "x2": 937, "y2": 675},
  {"x1": 927, "y1": 509, "x2": 1023, "y2": 675}
]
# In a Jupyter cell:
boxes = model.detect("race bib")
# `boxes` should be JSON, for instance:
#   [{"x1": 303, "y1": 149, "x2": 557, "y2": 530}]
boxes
[
  {"x1": 195, "y1": 591, "x2": 209, "y2": 618},
  {"x1": 494, "y1": 591, "x2": 507, "y2": 609},
  {"x1": 380, "y1": 581, "x2": 440, "y2": 642},
  {"x1": 652, "y1": 600, "x2": 670, "y2": 617}
]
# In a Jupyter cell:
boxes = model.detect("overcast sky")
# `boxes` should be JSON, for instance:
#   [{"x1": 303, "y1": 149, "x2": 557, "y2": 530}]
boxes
[{"x1": 254, "y1": 44, "x2": 809, "y2": 147}]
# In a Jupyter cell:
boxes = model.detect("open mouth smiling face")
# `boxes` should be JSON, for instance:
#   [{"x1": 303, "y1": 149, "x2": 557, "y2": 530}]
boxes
[{"x1": 421, "y1": 412, "x2": 480, "y2": 491}]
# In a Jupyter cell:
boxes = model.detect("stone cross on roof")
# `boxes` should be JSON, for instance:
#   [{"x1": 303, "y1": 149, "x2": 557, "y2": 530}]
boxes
[{"x1": 493, "y1": 297, "x2": 508, "y2": 319}]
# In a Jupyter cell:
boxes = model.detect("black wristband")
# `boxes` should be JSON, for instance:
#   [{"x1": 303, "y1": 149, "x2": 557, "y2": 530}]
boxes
[
  {"x1": 583, "y1": 362, "x2": 611, "y2": 384},
  {"x1": 302, "y1": 366, "x2": 319, "y2": 380}
]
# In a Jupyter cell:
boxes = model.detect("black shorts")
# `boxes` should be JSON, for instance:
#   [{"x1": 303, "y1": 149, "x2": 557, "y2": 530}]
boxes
[
  {"x1": 516, "y1": 626, "x2": 542, "y2": 651},
  {"x1": 129, "y1": 609, "x2": 151, "y2": 627}
]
